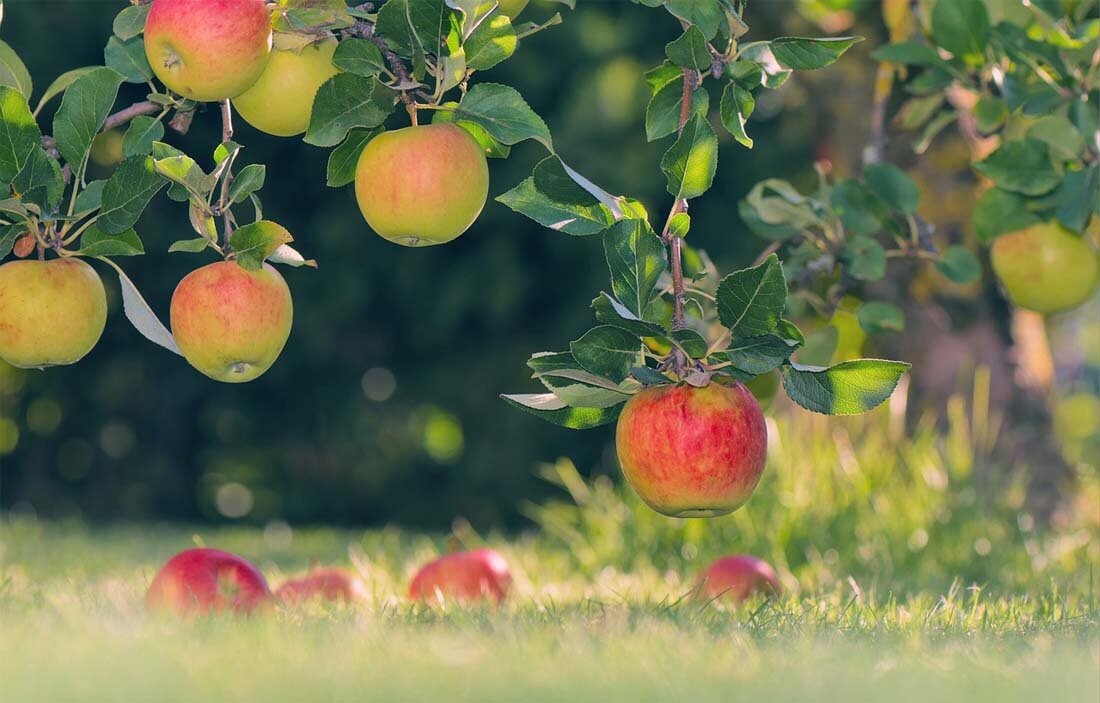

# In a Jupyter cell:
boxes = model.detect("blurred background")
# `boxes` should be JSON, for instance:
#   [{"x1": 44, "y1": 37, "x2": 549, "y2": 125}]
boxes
[{"x1": 0, "y1": 0, "x2": 1097, "y2": 537}]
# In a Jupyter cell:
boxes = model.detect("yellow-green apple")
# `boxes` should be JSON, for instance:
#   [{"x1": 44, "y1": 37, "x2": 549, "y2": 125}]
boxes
[
  {"x1": 696, "y1": 555, "x2": 781, "y2": 603},
  {"x1": 144, "y1": 0, "x2": 273, "y2": 102},
  {"x1": 275, "y1": 567, "x2": 367, "y2": 605},
  {"x1": 616, "y1": 383, "x2": 767, "y2": 517},
  {"x1": 146, "y1": 548, "x2": 272, "y2": 615},
  {"x1": 170, "y1": 261, "x2": 293, "y2": 383},
  {"x1": 408, "y1": 549, "x2": 511, "y2": 604},
  {"x1": 0, "y1": 258, "x2": 106, "y2": 369},
  {"x1": 355, "y1": 123, "x2": 489, "y2": 247},
  {"x1": 991, "y1": 221, "x2": 1099, "y2": 314},
  {"x1": 233, "y1": 34, "x2": 341, "y2": 137},
  {"x1": 496, "y1": 0, "x2": 529, "y2": 17}
]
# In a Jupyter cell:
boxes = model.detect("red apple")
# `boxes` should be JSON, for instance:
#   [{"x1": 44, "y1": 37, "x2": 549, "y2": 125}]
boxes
[
  {"x1": 146, "y1": 548, "x2": 272, "y2": 615},
  {"x1": 408, "y1": 549, "x2": 511, "y2": 604},
  {"x1": 275, "y1": 567, "x2": 367, "y2": 605},
  {"x1": 144, "y1": 0, "x2": 273, "y2": 102},
  {"x1": 696, "y1": 555, "x2": 781, "y2": 603},
  {"x1": 615, "y1": 382, "x2": 767, "y2": 517}
]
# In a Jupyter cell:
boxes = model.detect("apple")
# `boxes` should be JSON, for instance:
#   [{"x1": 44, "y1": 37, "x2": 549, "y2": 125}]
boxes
[
  {"x1": 355, "y1": 123, "x2": 489, "y2": 247},
  {"x1": 615, "y1": 382, "x2": 767, "y2": 517},
  {"x1": 170, "y1": 261, "x2": 293, "y2": 383},
  {"x1": 496, "y1": 0, "x2": 529, "y2": 17},
  {"x1": 0, "y1": 258, "x2": 106, "y2": 369},
  {"x1": 233, "y1": 34, "x2": 341, "y2": 137},
  {"x1": 991, "y1": 221, "x2": 1099, "y2": 314},
  {"x1": 146, "y1": 547, "x2": 272, "y2": 615},
  {"x1": 144, "y1": 0, "x2": 273, "y2": 102},
  {"x1": 408, "y1": 548, "x2": 511, "y2": 604},
  {"x1": 696, "y1": 555, "x2": 781, "y2": 603},
  {"x1": 275, "y1": 567, "x2": 367, "y2": 605}
]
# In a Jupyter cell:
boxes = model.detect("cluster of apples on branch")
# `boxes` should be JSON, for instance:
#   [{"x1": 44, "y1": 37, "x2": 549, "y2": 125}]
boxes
[{"x1": 145, "y1": 544, "x2": 780, "y2": 614}]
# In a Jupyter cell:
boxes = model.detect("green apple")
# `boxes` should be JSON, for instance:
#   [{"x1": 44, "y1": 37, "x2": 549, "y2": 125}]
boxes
[
  {"x1": 233, "y1": 34, "x2": 341, "y2": 137},
  {"x1": 0, "y1": 258, "x2": 107, "y2": 369},
  {"x1": 354, "y1": 123, "x2": 489, "y2": 247},
  {"x1": 144, "y1": 0, "x2": 273, "y2": 102},
  {"x1": 991, "y1": 221, "x2": 1099, "y2": 314},
  {"x1": 170, "y1": 261, "x2": 293, "y2": 382}
]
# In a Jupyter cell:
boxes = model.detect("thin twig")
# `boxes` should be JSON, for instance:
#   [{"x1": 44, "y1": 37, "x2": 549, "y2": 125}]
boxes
[
  {"x1": 101, "y1": 101, "x2": 160, "y2": 132},
  {"x1": 219, "y1": 101, "x2": 236, "y2": 247}
]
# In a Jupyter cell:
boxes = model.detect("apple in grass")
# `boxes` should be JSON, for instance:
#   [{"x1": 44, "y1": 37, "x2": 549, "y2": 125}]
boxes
[
  {"x1": 991, "y1": 221, "x2": 1099, "y2": 314},
  {"x1": 144, "y1": 0, "x2": 273, "y2": 102},
  {"x1": 0, "y1": 258, "x2": 106, "y2": 369},
  {"x1": 276, "y1": 567, "x2": 367, "y2": 605},
  {"x1": 233, "y1": 34, "x2": 341, "y2": 137},
  {"x1": 355, "y1": 123, "x2": 489, "y2": 247},
  {"x1": 146, "y1": 548, "x2": 272, "y2": 615},
  {"x1": 615, "y1": 382, "x2": 767, "y2": 518},
  {"x1": 170, "y1": 261, "x2": 292, "y2": 383},
  {"x1": 408, "y1": 549, "x2": 511, "y2": 604},
  {"x1": 696, "y1": 555, "x2": 781, "y2": 603}
]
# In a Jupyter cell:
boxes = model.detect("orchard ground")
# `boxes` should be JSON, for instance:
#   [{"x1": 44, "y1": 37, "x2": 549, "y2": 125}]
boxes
[{"x1": 2, "y1": 403, "x2": 1098, "y2": 702}]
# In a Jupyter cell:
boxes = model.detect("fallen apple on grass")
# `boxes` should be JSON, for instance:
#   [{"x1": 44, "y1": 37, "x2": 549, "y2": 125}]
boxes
[
  {"x1": 146, "y1": 548, "x2": 272, "y2": 615},
  {"x1": 355, "y1": 123, "x2": 489, "y2": 247},
  {"x1": 696, "y1": 555, "x2": 782, "y2": 603},
  {"x1": 0, "y1": 258, "x2": 107, "y2": 369},
  {"x1": 276, "y1": 567, "x2": 367, "y2": 605},
  {"x1": 615, "y1": 382, "x2": 768, "y2": 518},
  {"x1": 170, "y1": 261, "x2": 293, "y2": 383},
  {"x1": 144, "y1": 0, "x2": 273, "y2": 102},
  {"x1": 408, "y1": 549, "x2": 511, "y2": 604},
  {"x1": 234, "y1": 34, "x2": 341, "y2": 137}
]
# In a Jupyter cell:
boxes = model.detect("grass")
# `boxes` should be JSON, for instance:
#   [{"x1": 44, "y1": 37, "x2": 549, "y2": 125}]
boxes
[{"x1": 1, "y1": 390, "x2": 1098, "y2": 701}]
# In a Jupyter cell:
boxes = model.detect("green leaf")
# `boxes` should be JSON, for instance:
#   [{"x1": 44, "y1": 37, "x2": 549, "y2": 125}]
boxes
[
  {"x1": 33, "y1": 67, "x2": 99, "y2": 116},
  {"x1": 671, "y1": 329, "x2": 708, "y2": 358},
  {"x1": 781, "y1": 359, "x2": 910, "y2": 415},
  {"x1": 974, "y1": 95, "x2": 1008, "y2": 133},
  {"x1": 666, "y1": 25, "x2": 712, "y2": 74},
  {"x1": 121, "y1": 116, "x2": 164, "y2": 158},
  {"x1": 769, "y1": 36, "x2": 862, "y2": 70},
  {"x1": 112, "y1": 4, "x2": 150, "y2": 40},
  {"x1": 501, "y1": 392, "x2": 622, "y2": 429},
  {"x1": 570, "y1": 325, "x2": 642, "y2": 383},
  {"x1": 74, "y1": 180, "x2": 105, "y2": 214},
  {"x1": 0, "y1": 224, "x2": 22, "y2": 260},
  {"x1": 0, "y1": 40, "x2": 31, "y2": 99},
  {"x1": 13, "y1": 147, "x2": 63, "y2": 210},
  {"x1": 454, "y1": 83, "x2": 552, "y2": 148},
  {"x1": 1054, "y1": 165, "x2": 1100, "y2": 233},
  {"x1": 831, "y1": 180, "x2": 887, "y2": 236},
  {"x1": 871, "y1": 41, "x2": 949, "y2": 67},
  {"x1": 843, "y1": 235, "x2": 887, "y2": 281},
  {"x1": 0, "y1": 86, "x2": 41, "y2": 184},
  {"x1": 972, "y1": 187, "x2": 1040, "y2": 244},
  {"x1": 107, "y1": 260, "x2": 182, "y2": 355},
  {"x1": 331, "y1": 38, "x2": 386, "y2": 77},
  {"x1": 931, "y1": 0, "x2": 989, "y2": 66},
  {"x1": 661, "y1": 113, "x2": 717, "y2": 201},
  {"x1": 77, "y1": 225, "x2": 144, "y2": 257},
  {"x1": 857, "y1": 302, "x2": 905, "y2": 334},
  {"x1": 326, "y1": 127, "x2": 382, "y2": 188},
  {"x1": 497, "y1": 156, "x2": 616, "y2": 236},
  {"x1": 104, "y1": 35, "x2": 153, "y2": 84},
  {"x1": 1027, "y1": 114, "x2": 1086, "y2": 163},
  {"x1": 667, "y1": 212, "x2": 690, "y2": 239},
  {"x1": 98, "y1": 156, "x2": 167, "y2": 234},
  {"x1": 464, "y1": 13, "x2": 517, "y2": 70},
  {"x1": 230, "y1": 220, "x2": 293, "y2": 271},
  {"x1": 305, "y1": 74, "x2": 393, "y2": 148},
  {"x1": 863, "y1": 163, "x2": 919, "y2": 214},
  {"x1": 973, "y1": 138, "x2": 1060, "y2": 196},
  {"x1": 52, "y1": 67, "x2": 124, "y2": 179},
  {"x1": 168, "y1": 238, "x2": 209, "y2": 253},
  {"x1": 646, "y1": 77, "x2": 708, "y2": 142},
  {"x1": 228, "y1": 164, "x2": 266, "y2": 204},
  {"x1": 603, "y1": 218, "x2": 667, "y2": 319},
  {"x1": 936, "y1": 245, "x2": 982, "y2": 284},
  {"x1": 151, "y1": 144, "x2": 211, "y2": 200},
  {"x1": 591, "y1": 292, "x2": 667, "y2": 337},
  {"x1": 664, "y1": 0, "x2": 723, "y2": 40},
  {"x1": 723, "y1": 333, "x2": 797, "y2": 374},
  {"x1": 719, "y1": 81, "x2": 754, "y2": 148},
  {"x1": 716, "y1": 253, "x2": 787, "y2": 337}
]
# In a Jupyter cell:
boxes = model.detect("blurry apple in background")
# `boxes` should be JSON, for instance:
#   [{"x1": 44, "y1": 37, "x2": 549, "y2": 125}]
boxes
[
  {"x1": 0, "y1": 259, "x2": 106, "y2": 369},
  {"x1": 696, "y1": 555, "x2": 781, "y2": 603},
  {"x1": 146, "y1": 548, "x2": 271, "y2": 615},
  {"x1": 234, "y1": 34, "x2": 341, "y2": 137},
  {"x1": 276, "y1": 567, "x2": 367, "y2": 605},
  {"x1": 991, "y1": 221, "x2": 1098, "y2": 314},
  {"x1": 615, "y1": 383, "x2": 767, "y2": 517},
  {"x1": 170, "y1": 261, "x2": 293, "y2": 383},
  {"x1": 144, "y1": 0, "x2": 273, "y2": 102},
  {"x1": 408, "y1": 549, "x2": 511, "y2": 604},
  {"x1": 355, "y1": 123, "x2": 489, "y2": 247}
]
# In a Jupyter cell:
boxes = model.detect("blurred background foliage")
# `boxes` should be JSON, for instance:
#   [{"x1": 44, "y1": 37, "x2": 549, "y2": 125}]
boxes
[{"x1": 0, "y1": 0, "x2": 1096, "y2": 531}]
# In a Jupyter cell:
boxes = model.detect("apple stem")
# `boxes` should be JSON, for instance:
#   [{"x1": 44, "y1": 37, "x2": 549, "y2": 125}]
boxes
[
  {"x1": 407, "y1": 102, "x2": 419, "y2": 127},
  {"x1": 219, "y1": 101, "x2": 236, "y2": 249}
]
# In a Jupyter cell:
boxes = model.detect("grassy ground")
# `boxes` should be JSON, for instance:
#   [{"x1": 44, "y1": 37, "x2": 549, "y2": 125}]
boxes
[{"x1": 1, "y1": 401, "x2": 1098, "y2": 701}]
